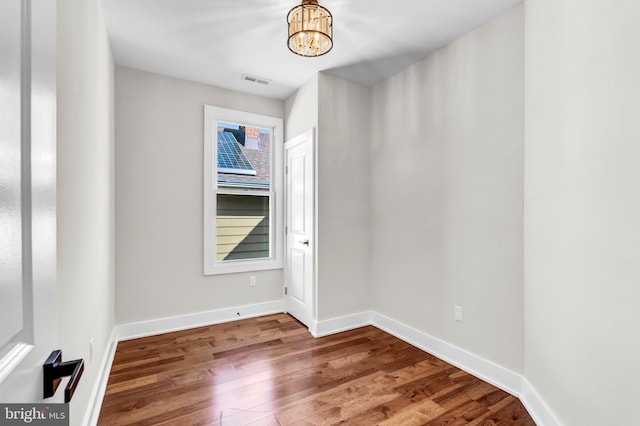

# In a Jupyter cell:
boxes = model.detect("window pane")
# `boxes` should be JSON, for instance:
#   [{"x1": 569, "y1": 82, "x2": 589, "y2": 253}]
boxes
[
  {"x1": 216, "y1": 194, "x2": 270, "y2": 261},
  {"x1": 217, "y1": 123, "x2": 270, "y2": 189}
]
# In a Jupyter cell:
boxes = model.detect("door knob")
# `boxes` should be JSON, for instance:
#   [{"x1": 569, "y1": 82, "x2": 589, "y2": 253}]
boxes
[
  {"x1": 299, "y1": 239, "x2": 309, "y2": 246},
  {"x1": 43, "y1": 350, "x2": 84, "y2": 403}
]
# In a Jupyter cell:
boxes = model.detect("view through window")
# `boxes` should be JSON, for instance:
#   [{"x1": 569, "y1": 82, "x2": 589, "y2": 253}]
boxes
[
  {"x1": 203, "y1": 105, "x2": 283, "y2": 275},
  {"x1": 216, "y1": 123, "x2": 271, "y2": 261}
]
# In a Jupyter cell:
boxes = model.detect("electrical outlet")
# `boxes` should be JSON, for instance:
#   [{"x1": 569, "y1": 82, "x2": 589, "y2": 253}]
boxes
[
  {"x1": 89, "y1": 338, "x2": 94, "y2": 362},
  {"x1": 454, "y1": 305, "x2": 463, "y2": 322},
  {"x1": 249, "y1": 276, "x2": 257, "y2": 287}
]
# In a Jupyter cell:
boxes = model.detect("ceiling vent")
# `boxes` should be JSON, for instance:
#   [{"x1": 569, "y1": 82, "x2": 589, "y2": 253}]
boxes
[{"x1": 241, "y1": 74, "x2": 271, "y2": 85}]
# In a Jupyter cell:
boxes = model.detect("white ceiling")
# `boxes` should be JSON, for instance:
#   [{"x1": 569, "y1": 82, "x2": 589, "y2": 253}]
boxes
[{"x1": 101, "y1": 0, "x2": 522, "y2": 100}]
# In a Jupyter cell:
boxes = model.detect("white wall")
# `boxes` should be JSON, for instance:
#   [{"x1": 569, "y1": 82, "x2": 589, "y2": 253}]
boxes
[
  {"x1": 285, "y1": 73, "x2": 372, "y2": 322},
  {"x1": 316, "y1": 73, "x2": 372, "y2": 319},
  {"x1": 115, "y1": 67, "x2": 285, "y2": 325},
  {"x1": 524, "y1": 1, "x2": 640, "y2": 424},
  {"x1": 284, "y1": 74, "x2": 318, "y2": 142},
  {"x1": 371, "y1": 5, "x2": 524, "y2": 372},
  {"x1": 57, "y1": 0, "x2": 115, "y2": 424}
]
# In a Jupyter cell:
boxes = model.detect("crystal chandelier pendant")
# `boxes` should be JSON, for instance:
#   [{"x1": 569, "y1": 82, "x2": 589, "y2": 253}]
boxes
[{"x1": 287, "y1": 0, "x2": 333, "y2": 57}]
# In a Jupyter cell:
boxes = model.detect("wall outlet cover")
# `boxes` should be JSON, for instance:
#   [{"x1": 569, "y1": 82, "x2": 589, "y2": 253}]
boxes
[{"x1": 454, "y1": 305, "x2": 463, "y2": 322}]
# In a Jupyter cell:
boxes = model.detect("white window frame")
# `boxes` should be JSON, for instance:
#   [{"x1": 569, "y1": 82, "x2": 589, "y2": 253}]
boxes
[{"x1": 204, "y1": 105, "x2": 284, "y2": 275}]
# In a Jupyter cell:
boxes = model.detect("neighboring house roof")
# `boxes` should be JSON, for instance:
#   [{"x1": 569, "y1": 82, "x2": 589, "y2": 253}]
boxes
[
  {"x1": 217, "y1": 129, "x2": 270, "y2": 189},
  {"x1": 217, "y1": 131, "x2": 256, "y2": 176}
]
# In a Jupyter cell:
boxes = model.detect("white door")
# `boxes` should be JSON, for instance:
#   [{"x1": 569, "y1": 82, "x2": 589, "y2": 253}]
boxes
[
  {"x1": 284, "y1": 129, "x2": 315, "y2": 328},
  {"x1": 0, "y1": 0, "x2": 59, "y2": 403}
]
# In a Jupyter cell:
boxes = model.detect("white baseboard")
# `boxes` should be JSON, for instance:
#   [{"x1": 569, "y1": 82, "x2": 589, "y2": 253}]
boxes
[
  {"x1": 82, "y1": 328, "x2": 118, "y2": 426},
  {"x1": 307, "y1": 310, "x2": 521, "y2": 395},
  {"x1": 520, "y1": 378, "x2": 562, "y2": 426},
  {"x1": 115, "y1": 300, "x2": 284, "y2": 341},
  {"x1": 370, "y1": 312, "x2": 522, "y2": 396},
  {"x1": 314, "y1": 310, "x2": 559, "y2": 425},
  {"x1": 310, "y1": 311, "x2": 372, "y2": 337}
]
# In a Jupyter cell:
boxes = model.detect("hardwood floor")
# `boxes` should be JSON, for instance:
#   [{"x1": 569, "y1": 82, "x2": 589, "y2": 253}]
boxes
[{"x1": 98, "y1": 314, "x2": 535, "y2": 425}]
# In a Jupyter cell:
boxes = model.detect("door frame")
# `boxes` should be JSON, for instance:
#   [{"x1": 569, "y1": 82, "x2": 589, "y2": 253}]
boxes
[{"x1": 284, "y1": 128, "x2": 317, "y2": 332}]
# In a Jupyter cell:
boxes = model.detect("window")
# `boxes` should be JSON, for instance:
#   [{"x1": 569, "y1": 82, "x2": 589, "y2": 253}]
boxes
[{"x1": 204, "y1": 106, "x2": 283, "y2": 274}]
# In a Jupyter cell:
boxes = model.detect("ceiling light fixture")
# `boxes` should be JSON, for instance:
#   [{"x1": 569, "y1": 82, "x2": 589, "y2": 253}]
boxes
[{"x1": 287, "y1": 0, "x2": 333, "y2": 57}]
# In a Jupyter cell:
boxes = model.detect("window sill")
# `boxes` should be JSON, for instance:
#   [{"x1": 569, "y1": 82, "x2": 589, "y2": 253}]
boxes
[{"x1": 204, "y1": 259, "x2": 283, "y2": 275}]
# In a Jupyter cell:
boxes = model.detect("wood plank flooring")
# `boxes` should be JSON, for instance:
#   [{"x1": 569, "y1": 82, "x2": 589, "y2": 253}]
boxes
[{"x1": 98, "y1": 314, "x2": 535, "y2": 425}]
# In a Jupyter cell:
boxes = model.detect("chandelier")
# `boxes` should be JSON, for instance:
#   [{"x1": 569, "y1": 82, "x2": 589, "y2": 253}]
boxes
[{"x1": 287, "y1": 0, "x2": 333, "y2": 57}]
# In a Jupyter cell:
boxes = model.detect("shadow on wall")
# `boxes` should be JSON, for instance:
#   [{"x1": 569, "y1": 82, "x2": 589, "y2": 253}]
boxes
[
  {"x1": 224, "y1": 217, "x2": 269, "y2": 261},
  {"x1": 216, "y1": 193, "x2": 270, "y2": 261}
]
